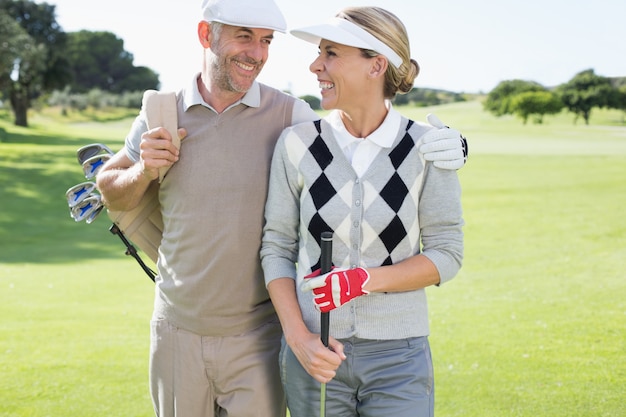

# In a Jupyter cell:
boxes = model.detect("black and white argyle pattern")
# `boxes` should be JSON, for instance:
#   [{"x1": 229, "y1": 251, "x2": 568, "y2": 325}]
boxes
[{"x1": 297, "y1": 119, "x2": 425, "y2": 273}]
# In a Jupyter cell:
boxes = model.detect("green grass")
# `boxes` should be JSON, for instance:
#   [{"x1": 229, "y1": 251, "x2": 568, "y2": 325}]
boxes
[
  {"x1": 430, "y1": 155, "x2": 625, "y2": 416},
  {"x1": 0, "y1": 262, "x2": 152, "y2": 417},
  {"x1": 1, "y1": 103, "x2": 625, "y2": 416}
]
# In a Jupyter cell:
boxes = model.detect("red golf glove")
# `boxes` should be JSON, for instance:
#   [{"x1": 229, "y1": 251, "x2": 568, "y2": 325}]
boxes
[{"x1": 301, "y1": 267, "x2": 370, "y2": 313}]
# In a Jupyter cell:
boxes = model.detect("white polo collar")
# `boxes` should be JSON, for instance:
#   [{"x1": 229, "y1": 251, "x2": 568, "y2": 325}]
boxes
[
  {"x1": 183, "y1": 73, "x2": 261, "y2": 112},
  {"x1": 328, "y1": 102, "x2": 401, "y2": 149}
]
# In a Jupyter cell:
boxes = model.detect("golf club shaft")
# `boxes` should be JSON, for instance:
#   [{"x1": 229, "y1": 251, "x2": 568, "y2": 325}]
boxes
[{"x1": 319, "y1": 231, "x2": 333, "y2": 417}]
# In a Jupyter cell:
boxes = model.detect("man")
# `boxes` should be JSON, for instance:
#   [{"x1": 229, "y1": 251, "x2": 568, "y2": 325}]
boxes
[{"x1": 96, "y1": 0, "x2": 468, "y2": 416}]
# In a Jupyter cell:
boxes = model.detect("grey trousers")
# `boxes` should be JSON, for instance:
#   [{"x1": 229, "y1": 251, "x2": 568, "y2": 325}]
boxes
[{"x1": 282, "y1": 336, "x2": 435, "y2": 417}]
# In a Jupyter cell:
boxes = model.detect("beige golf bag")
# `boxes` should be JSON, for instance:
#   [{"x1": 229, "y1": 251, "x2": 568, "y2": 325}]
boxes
[{"x1": 106, "y1": 90, "x2": 179, "y2": 263}]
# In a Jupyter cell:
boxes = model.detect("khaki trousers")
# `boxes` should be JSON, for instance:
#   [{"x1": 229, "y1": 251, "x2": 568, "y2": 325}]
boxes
[{"x1": 149, "y1": 317, "x2": 285, "y2": 417}]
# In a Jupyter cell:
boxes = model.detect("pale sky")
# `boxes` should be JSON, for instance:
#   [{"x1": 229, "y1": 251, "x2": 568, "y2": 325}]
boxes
[{"x1": 50, "y1": 0, "x2": 626, "y2": 97}]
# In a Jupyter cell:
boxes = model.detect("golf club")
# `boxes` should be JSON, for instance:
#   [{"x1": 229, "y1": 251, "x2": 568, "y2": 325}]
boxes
[
  {"x1": 82, "y1": 154, "x2": 111, "y2": 179},
  {"x1": 65, "y1": 142, "x2": 156, "y2": 282},
  {"x1": 85, "y1": 203, "x2": 104, "y2": 224},
  {"x1": 66, "y1": 181, "x2": 97, "y2": 208},
  {"x1": 70, "y1": 194, "x2": 103, "y2": 222},
  {"x1": 76, "y1": 143, "x2": 114, "y2": 165},
  {"x1": 319, "y1": 231, "x2": 333, "y2": 417}
]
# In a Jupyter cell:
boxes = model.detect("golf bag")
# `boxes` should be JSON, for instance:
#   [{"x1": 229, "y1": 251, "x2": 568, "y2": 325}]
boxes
[{"x1": 106, "y1": 90, "x2": 180, "y2": 263}]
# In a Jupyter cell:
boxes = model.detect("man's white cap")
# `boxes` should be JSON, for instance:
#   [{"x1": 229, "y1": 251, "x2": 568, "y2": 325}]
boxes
[
  {"x1": 201, "y1": 0, "x2": 287, "y2": 33},
  {"x1": 291, "y1": 17, "x2": 403, "y2": 68}
]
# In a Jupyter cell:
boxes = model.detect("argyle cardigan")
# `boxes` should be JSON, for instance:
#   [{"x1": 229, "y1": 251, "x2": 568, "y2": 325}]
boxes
[{"x1": 261, "y1": 114, "x2": 463, "y2": 339}]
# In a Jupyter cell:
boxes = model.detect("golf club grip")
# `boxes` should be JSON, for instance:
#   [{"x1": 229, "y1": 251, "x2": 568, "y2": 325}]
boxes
[{"x1": 320, "y1": 231, "x2": 333, "y2": 348}]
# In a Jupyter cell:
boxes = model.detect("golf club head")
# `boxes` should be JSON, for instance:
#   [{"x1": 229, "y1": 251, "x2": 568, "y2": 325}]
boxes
[
  {"x1": 65, "y1": 181, "x2": 97, "y2": 208},
  {"x1": 85, "y1": 204, "x2": 104, "y2": 224},
  {"x1": 76, "y1": 143, "x2": 114, "y2": 165},
  {"x1": 70, "y1": 194, "x2": 103, "y2": 222},
  {"x1": 82, "y1": 154, "x2": 111, "y2": 179}
]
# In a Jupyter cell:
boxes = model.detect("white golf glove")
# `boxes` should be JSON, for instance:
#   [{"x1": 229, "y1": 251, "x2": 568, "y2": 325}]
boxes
[{"x1": 419, "y1": 113, "x2": 468, "y2": 170}]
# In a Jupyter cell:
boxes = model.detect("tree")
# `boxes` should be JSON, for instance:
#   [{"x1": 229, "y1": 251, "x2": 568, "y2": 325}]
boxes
[
  {"x1": 510, "y1": 91, "x2": 563, "y2": 124},
  {"x1": 0, "y1": 0, "x2": 70, "y2": 126},
  {"x1": 0, "y1": 10, "x2": 47, "y2": 126},
  {"x1": 65, "y1": 30, "x2": 159, "y2": 93},
  {"x1": 484, "y1": 79, "x2": 546, "y2": 117},
  {"x1": 557, "y1": 69, "x2": 614, "y2": 125},
  {"x1": 393, "y1": 88, "x2": 463, "y2": 107},
  {"x1": 299, "y1": 94, "x2": 321, "y2": 110},
  {"x1": 0, "y1": 12, "x2": 29, "y2": 103},
  {"x1": 613, "y1": 85, "x2": 626, "y2": 123},
  {"x1": 114, "y1": 65, "x2": 160, "y2": 93}
]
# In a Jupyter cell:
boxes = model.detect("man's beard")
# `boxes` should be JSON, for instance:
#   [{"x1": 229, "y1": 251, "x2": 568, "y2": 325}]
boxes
[{"x1": 209, "y1": 53, "x2": 262, "y2": 94}]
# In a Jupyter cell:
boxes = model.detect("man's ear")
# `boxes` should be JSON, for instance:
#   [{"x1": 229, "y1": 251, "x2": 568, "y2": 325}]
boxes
[{"x1": 197, "y1": 21, "x2": 212, "y2": 48}]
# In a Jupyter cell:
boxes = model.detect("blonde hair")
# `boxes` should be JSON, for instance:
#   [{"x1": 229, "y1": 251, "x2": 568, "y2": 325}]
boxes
[{"x1": 336, "y1": 7, "x2": 419, "y2": 99}]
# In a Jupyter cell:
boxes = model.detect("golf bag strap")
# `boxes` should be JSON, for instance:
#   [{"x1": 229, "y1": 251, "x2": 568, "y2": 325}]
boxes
[
  {"x1": 106, "y1": 90, "x2": 179, "y2": 264},
  {"x1": 142, "y1": 90, "x2": 180, "y2": 183},
  {"x1": 109, "y1": 224, "x2": 156, "y2": 282}
]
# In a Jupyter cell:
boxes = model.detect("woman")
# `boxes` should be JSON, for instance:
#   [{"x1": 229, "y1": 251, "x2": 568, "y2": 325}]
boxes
[{"x1": 261, "y1": 7, "x2": 464, "y2": 417}]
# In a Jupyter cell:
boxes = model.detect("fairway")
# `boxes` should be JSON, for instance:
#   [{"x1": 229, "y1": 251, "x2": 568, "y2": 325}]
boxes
[{"x1": 1, "y1": 101, "x2": 624, "y2": 416}]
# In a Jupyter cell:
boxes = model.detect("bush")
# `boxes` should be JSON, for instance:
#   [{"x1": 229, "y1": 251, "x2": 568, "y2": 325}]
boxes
[
  {"x1": 484, "y1": 80, "x2": 546, "y2": 117},
  {"x1": 299, "y1": 94, "x2": 321, "y2": 110},
  {"x1": 47, "y1": 88, "x2": 144, "y2": 112},
  {"x1": 510, "y1": 91, "x2": 563, "y2": 124}
]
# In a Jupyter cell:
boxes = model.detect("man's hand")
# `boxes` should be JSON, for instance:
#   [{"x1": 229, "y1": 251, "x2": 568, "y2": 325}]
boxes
[
  {"x1": 301, "y1": 267, "x2": 370, "y2": 313},
  {"x1": 419, "y1": 113, "x2": 468, "y2": 170},
  {"x1": 138, "y1": 127, "x2": 186, "y2": 181}
]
